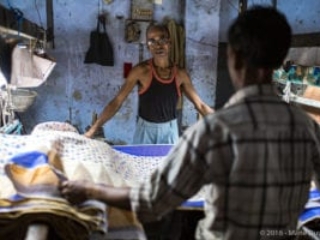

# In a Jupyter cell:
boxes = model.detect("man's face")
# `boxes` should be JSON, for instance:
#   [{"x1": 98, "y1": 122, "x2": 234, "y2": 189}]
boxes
[{"x1": 146, "y1": 28, "x2": 170, "y2": 58}]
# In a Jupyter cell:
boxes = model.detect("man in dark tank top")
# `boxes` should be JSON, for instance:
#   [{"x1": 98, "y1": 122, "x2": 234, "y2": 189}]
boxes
[
  {"x1": 85, "y1": 23, "x2": 214, "y2": 144},
  {"x1": 83, "y1": 22, "x2": 214, "y2": 240}
]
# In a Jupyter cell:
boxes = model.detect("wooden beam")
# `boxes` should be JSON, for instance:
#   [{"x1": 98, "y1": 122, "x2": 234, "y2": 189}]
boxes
[
  {"x1": 219, "y1": 32, "x2": 320, "y2": 48},
  {"x1": 291, "y1": 33, "x2": 320, "y2": 47},
  {"x1": 24, "y1": 224, "x2": 48, "y2": 240},
  {"x1": 0, "y1": 4, "x2": 44, "y2": 41}
]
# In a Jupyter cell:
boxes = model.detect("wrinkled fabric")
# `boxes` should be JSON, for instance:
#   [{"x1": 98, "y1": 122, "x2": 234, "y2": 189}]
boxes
[
  {"x1": 0, "y1": 122, "x2": 166, "y2": 239},
  {"x1": 0, "y1": 135, "x2": 107, "y2": 239},
  {"x1": 0, "y1": 197, "x2": 106, "y2": 240}
]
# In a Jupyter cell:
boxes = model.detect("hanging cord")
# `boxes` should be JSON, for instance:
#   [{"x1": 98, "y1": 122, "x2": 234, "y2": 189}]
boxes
[
  {"x1": 32, "y1": 0, "x2": 47, "y2": 55},
  {"x1": 98, "y1": 0, "x2": 102, "y2": 15},
  {"x1": 34, "y1": 0, "x2": 44, "y2": 29},
  {"x1": 97, "y1": 0, "x2": 108, "y2": 29},
  {"x1": 7, "y1": 0, "x2": 24, "y2": 37},
  {"x1": 98, "y1": 0, "x2": 107, "y2": 20}
]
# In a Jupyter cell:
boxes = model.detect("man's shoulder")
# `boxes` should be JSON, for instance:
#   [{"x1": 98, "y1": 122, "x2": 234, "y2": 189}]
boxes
[
  {"x1": 136, "y1": 59, "x2": 150, "y2": 68},
  {"x1": 127, "y1": 60, "x2": 151, "y2": 84},
  {"x1": 130, "y1": 60, "x2": 150, "y2": 74}
]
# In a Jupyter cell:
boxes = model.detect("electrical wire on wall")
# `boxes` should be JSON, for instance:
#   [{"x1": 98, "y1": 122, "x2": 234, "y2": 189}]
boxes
[
  {"x1": 34, "y1": 0, "x2": 47, "y2": 55},
  {"x1": 6, "y1": 0, "x2": 24, "y2": 40},
  {"x1": 34, "y1": 0, "x2": 44, "y2": 29}
]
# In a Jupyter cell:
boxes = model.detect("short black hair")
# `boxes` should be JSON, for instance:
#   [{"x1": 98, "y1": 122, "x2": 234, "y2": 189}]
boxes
[{"x1": 228, "y1": 6, "x2": 291, "y2": 69}]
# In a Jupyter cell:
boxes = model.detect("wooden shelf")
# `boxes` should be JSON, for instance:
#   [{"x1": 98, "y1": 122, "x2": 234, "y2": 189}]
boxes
[
  {"x1": 292, "y1": 33, "x2": 320, "y2": 47},
  {"x1": 290, "y1": 95, "x2": 320, "y2": 109},
  {"x1": 0, "y1": 4, "x2": 45, "y2": 42},
  {"x1": 273, "y1": 80, "x2": 320, "y2": 109}
]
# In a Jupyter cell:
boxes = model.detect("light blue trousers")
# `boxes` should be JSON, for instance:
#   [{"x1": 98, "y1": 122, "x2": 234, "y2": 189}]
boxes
[{"x1": 132, "y1": 117, "x2": 179, "y2": 144}]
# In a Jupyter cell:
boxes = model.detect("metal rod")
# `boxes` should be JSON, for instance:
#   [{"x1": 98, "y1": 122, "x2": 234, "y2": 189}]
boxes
[{"x1": 25, "y1": 224, "x2": 49, "y2": 240}]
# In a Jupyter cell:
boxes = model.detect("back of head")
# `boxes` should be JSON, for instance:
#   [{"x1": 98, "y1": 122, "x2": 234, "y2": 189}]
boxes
[{"x1": 228, "y1": 6, "x2": 292, "y2": 70}]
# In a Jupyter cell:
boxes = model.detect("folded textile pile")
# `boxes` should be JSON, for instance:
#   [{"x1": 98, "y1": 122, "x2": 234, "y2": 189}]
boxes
[
  {"x1": 0, "y1": 140, "x2": 107, "y2": 239},
  {"x1": 0, "y1": 197, "x2": 106, "y2": 240},
  {"x1": 0, "y1": 122, "x2": 163, "y2": 239}
]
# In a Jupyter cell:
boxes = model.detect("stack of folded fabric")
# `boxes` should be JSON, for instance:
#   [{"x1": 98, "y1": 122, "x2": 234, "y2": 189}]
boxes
[
  {"x1": 0, "y1": 142, "x2": 107, "y2": 240},
  {"x1": 0, "y1": 121, "x2": 171, "y2": 239}
]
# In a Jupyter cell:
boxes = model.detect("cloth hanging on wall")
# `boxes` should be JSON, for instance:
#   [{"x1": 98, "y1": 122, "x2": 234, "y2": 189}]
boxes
[
  {"x1": 164, "y1": 19, "x2": 186, "y2": 110},
  {"x1": 164, "y1": 19, "x2": 185, "y2": 68},
  {"x1": 84, "y1": 15, "x2": 114, "y2": 66},
  {"x1": 10, "y1": 46, "x2": 56, "y2": 88}
]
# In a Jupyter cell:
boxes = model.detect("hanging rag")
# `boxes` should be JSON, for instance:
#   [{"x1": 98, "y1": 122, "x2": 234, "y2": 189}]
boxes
[
  {"x1": 164, "y1": 19, "x2": 185, "y2": 68},
  {"x1": 84, "y1": 15, "x2": 114, "y2": 66},
  {"x1": 164, "y1": 19, "x2": 186, "y2": 110},
  {"x1": 10, "y1": 45, "x2": 56, "y2": 88}
]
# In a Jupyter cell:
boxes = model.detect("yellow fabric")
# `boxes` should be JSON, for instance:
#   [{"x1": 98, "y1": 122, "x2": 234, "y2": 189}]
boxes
[
  {"x1": 7, "y1": 165, "x2": 58, "y2": 186},
  {"x1": 4, "y1": 144, "x2": 64, "y2": 198}
]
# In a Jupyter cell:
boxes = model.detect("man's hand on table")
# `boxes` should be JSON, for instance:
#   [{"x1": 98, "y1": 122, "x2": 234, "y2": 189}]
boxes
[{"x1": 59, "y1": 180, "x2": 93, "y2": 205}]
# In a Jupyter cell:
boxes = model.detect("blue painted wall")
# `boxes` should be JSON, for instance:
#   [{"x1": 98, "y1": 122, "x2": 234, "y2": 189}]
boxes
[{"x1": 1, "y1": 0, "x2": 319, "y2": 144}]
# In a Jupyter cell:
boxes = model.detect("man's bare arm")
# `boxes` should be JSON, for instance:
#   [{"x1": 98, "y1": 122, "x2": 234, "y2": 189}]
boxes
[
  {"x1": 85, "y1": 67, "x2": 143, "y2": 138},
  {"x1": 60, "y1": 180, "x2": 132, "y2": 210},
  {"x1": 178, "y1": 69, "x2": 214, "y2": 116}
]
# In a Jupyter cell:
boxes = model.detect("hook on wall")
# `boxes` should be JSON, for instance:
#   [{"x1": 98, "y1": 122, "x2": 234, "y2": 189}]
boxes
[{"x1": 103, "y1": 0, "x2": 113, "y2": 4}]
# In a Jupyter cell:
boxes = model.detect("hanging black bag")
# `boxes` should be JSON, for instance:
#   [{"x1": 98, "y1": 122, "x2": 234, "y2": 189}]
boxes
[{"x1": 84, "y1": 15, "x2": 114, "y2": 66}]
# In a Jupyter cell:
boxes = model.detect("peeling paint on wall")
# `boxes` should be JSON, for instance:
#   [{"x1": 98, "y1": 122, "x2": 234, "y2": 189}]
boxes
[
  {"x1": 183, "y1": 0, "x2": 219, "y2": 126},
  {"x1": 72, "y1": 90, "x2": 82, "y2": 101}
]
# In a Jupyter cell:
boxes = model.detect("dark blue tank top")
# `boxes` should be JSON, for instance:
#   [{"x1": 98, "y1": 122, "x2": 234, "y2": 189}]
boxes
[{"x1": 138, "y1": 60, "x2": 180, "y2": 123}]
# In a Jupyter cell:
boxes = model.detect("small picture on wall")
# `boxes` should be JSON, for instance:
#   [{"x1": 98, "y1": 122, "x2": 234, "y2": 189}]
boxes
[{"x1": 125, "y1": 19, "x2": 154, "y2": 44}]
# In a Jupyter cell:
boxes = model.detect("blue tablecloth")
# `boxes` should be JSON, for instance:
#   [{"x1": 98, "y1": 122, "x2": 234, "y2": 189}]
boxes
[
  {"x1": 113, "y1": 144, "x2": 172, "y2": 156},
  {"x1": 113, "y1": 145, "x2": 320, "y2": 222}
]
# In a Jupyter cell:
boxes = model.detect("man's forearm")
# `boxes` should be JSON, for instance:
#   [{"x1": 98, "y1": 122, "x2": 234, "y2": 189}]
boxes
[
  {"x1": 88, "y1": 184, "x2": 132, "y2": 210},
  {"x1": 85, "y1": 112, "x2": 109, "y2": 137},
  {"x1": 198, "y1": 104, "x2": 214, "y2": 116},
  {"x1": 86, "y1": 100, "x2": 123, "y2": 137}
]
